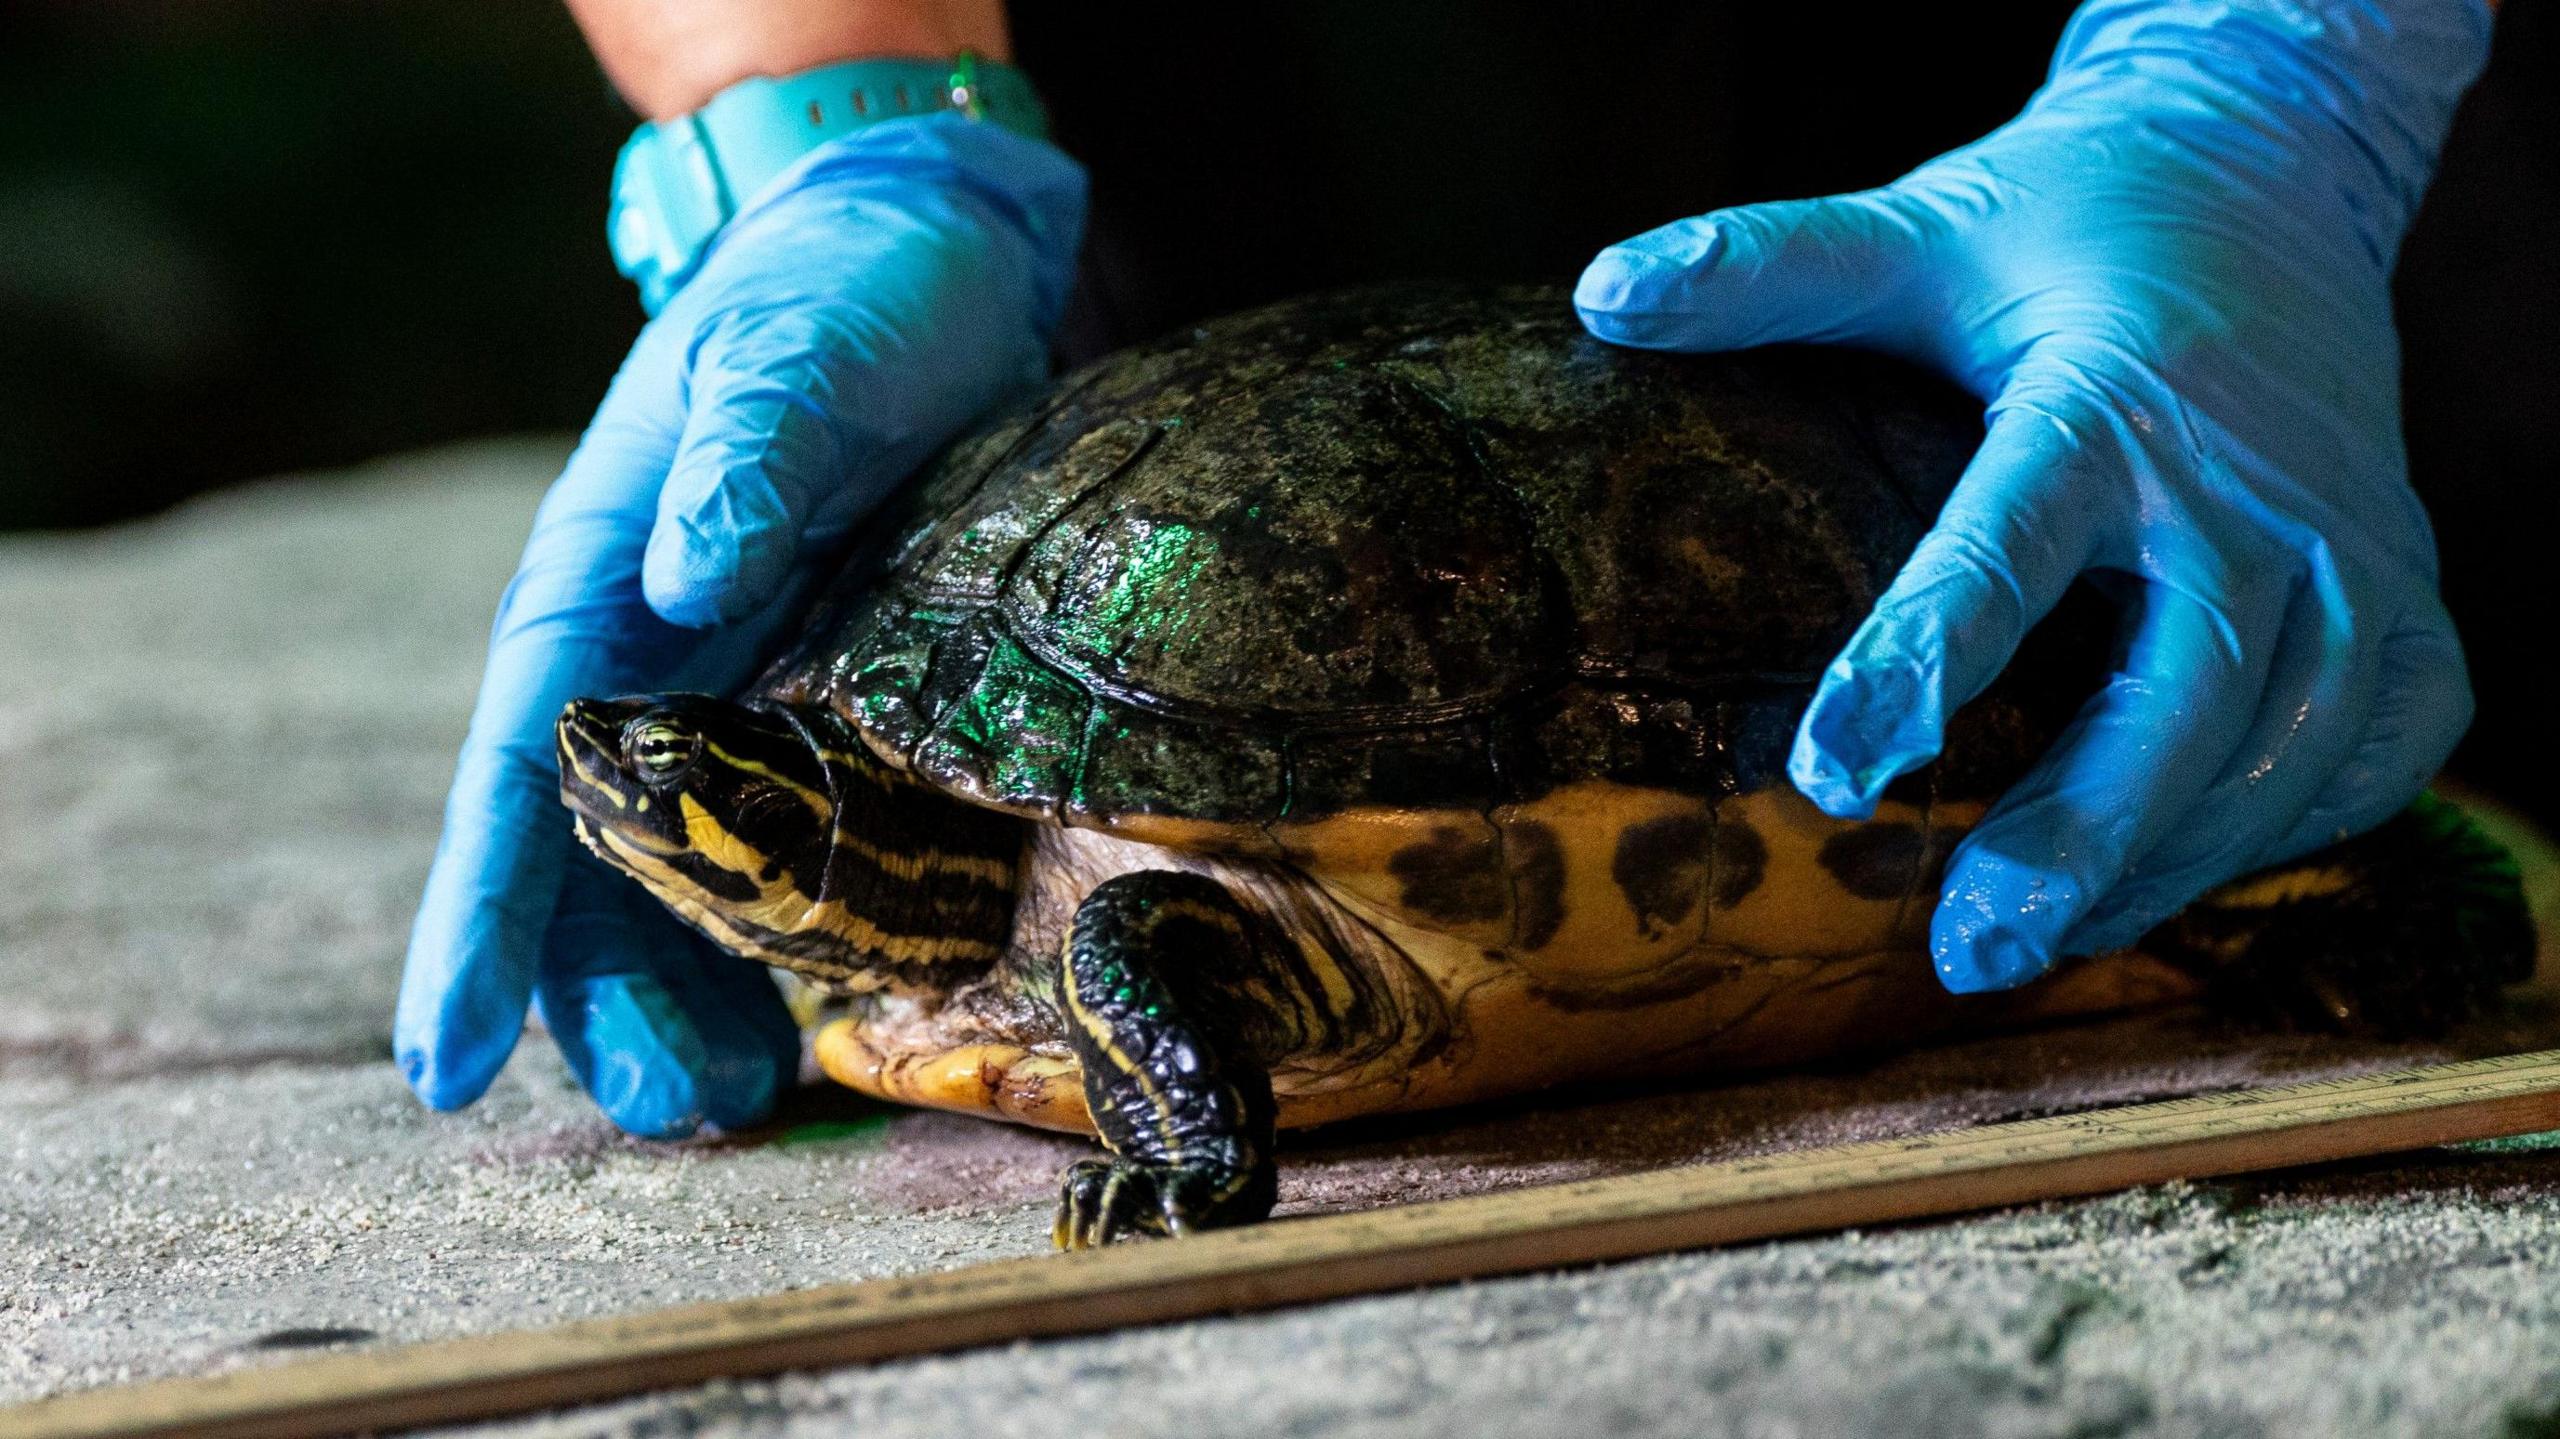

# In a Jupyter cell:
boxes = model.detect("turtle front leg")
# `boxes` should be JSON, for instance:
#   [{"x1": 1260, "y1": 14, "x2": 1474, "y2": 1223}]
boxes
[{"x1": 1051, "y1": 870, "x2": 1280, "y2": 1249}]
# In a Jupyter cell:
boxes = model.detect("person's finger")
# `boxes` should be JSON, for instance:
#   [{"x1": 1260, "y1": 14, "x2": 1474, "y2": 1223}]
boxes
[
  {"x1": 394, "y1": 340, "x2": 689, "y2": 1111},
  {"x1": 2067, "y1": 580, "x2": 2413, "y2": 953},
  {"x1": 1929, "y1": 576, "x2": 2285, "y2": 992},
  {"x1": 642, "y1": 158, "x2": 1065, "y2": 630},
  {"x1": 396, "y1": 742, "x2": 578, "y2": 1110},
  {"x1": 639, "y1": 301, "x2": 993, "y2": 630},
  {"x1": 534, "y1": 855, "x2": 795, "y2": 1138},
  {"x1": 657, "y1": 935, "x2": 804, "y2": 1131},
  {"x1": 2273, "y1": 619, "x2": 2472, "y2": 855},
  {"x1": 1789, "y1": 408, "x2": 2109, "y2": 819},
  {"x1": 640, "y1": 326, "x2": 846, "y2": 629},
  {"x1": 1574, "y1": 190, "x2": 1937, "y2": 355}
]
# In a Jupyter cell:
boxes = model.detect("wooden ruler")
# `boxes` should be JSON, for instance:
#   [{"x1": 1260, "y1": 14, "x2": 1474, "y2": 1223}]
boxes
[{"x1": 11, "y1": 1048, "x2": 2560, "y2": 1439}]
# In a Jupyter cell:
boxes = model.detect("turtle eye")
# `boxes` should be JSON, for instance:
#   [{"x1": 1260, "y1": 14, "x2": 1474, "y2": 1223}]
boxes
[{"x1": 622, "y1": 718, "x2": 702, "y2": 785}]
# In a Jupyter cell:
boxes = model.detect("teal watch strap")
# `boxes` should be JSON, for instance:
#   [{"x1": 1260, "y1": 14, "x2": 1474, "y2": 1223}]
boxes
[{"x1": 608, "y1": 53, "x2": 1048, "y2": 313}]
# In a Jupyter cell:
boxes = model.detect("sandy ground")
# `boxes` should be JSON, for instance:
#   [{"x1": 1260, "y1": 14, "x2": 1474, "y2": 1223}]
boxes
[{"x1": 6, "y1": 444, "x2": 2560, "y2": 1437}]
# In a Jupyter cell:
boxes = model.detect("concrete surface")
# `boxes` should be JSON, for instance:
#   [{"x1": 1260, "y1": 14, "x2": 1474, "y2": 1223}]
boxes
[{"x1": 6, "y1": 445, "x2": 2560, "y2": 1438}]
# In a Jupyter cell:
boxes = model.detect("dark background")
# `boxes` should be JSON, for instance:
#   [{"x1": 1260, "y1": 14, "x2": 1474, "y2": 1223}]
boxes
[{"x1": 2, "y1": 0, "x2": 2552, "y2": 822}]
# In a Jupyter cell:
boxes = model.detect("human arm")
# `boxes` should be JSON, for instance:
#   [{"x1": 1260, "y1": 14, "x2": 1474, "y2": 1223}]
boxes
[{"x1": 562, "y1": 0, "x2": 1012, "y2": 120}]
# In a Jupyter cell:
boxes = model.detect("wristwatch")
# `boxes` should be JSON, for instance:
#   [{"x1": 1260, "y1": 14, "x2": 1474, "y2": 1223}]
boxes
[{"x1": 607, "y1": 52, "x2": 1050, "y2": 313}]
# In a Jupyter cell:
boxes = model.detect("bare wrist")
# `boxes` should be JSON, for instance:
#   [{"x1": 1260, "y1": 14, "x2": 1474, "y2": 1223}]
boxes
[{"x1": 566, "y1": 0, "x2": 1011, "y2": 120}]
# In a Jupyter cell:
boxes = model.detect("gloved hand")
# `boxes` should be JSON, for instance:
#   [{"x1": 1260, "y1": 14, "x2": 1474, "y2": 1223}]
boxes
[
  {"x1": 1576, "y1": 0, "x2": 2492, "y2": 992},
  {"x1": 396, "y1": 115, "x2": 1086, "y2": 1136}
]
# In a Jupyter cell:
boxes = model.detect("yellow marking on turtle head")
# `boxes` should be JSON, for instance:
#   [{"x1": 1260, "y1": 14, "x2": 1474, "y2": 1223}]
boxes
[
  {"x1": 593, "y1": 824, "x2": 684, "y2": 862},
  {"x1": 625, "y1": 822, "x2": 1000, "y2": 969},
  {"x1": 562, "y1": 745, "x2": 629, "y2": 809},
  {"x1": 681, "y1": 793, "x2": 778, "y2": 879},
  {"x1": 705, "y1": 741, "x2": 833, "y2": 821}
]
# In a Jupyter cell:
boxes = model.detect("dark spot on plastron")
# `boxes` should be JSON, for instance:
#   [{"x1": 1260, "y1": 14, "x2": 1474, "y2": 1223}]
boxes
[
  {"x1": 1711, "y1": 818, "x2": 1769, "y2": 910},
  {"x1": 1818, "y1": 823, "x2": 1928, "y2": 901},
  {"x1": 245, "y1": 1326, "x2": 376, "y2": 1351},
  {"x1": 1388, "y1": 824, "x2": 1509, "y2": 926},
  {"x1": 1506, "y1": 820, "x2": 1567, "y2": 949},
  {"x1": 1612, "y1": 812, "x2": 1713, "y2": 939}
]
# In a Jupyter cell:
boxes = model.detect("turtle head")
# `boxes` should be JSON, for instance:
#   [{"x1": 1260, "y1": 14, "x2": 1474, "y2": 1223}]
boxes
[
  {"x1": 556, "y1": 693, "x2": 839, "y2": 917},
  {"x1": 555, "y1": 693, "x2": 1019, "y2": 991}
]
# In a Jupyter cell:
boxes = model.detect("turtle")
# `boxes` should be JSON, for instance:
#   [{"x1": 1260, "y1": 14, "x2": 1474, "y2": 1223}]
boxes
[{"x1": 556, "y1": 284, "x2": 2534, "y2": 1249}]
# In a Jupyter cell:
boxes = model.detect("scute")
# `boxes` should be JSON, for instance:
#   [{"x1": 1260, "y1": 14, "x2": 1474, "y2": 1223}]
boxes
[
  {"x1": 1007, "y1": 363, "x2": 1563, "y2": 720},
  {"x1": 755, "y1": 285, "x2": 2105, "y2": 829}
]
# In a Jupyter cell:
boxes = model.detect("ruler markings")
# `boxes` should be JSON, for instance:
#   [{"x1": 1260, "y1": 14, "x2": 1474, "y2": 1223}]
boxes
[{"x1": 6, "y1": 1048, "x2": 2559, "y2": 1439}]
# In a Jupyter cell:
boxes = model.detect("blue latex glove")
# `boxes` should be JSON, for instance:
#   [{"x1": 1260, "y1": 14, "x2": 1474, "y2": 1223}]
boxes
[
  {"x1": 1577, "y1": 0, "x2": 2491, "y2": 992},
  {"x1": 396, "y1": 116, "x2": 1086, "y2": 1136}
]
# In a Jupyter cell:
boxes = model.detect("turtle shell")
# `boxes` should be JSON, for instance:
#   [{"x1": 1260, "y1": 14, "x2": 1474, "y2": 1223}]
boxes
[{"x1": 757, "y1": 285, "x2": 2107, "y2": 834}]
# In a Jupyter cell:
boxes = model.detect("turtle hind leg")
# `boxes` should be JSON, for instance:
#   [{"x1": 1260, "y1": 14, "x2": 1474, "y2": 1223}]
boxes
[
  {"x1": 1050, "y1": 870, "x2": 1281, "y2": 1249},
  {"x1": 2145, "y1": 793, "x2": 2535, "y2": 1037}
]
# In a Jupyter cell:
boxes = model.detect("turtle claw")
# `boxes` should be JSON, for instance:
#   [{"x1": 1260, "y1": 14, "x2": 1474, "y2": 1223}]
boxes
[
  {"x1": 1052, "y1": 1155, "x2": 1271, "y2": 1250},
  {"x1": 1055, "y1": 1158, "x2": 1163, "y2": 1250}
]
